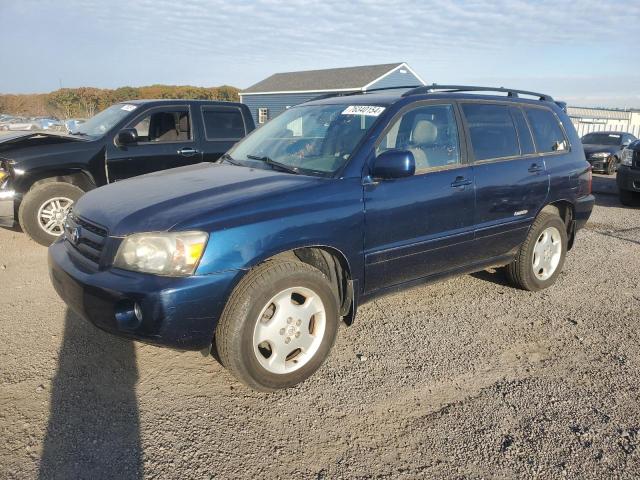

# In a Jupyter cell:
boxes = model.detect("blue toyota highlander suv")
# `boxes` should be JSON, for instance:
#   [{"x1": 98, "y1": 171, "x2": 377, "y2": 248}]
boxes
[{"x1": 49, "y1": 85, "x2": 594, "y2": 391}]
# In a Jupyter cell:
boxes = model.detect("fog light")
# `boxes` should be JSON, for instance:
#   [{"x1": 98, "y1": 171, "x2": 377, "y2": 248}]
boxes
[{"x1": 134, "y1": 302, "x2": 143, "y2": 321}]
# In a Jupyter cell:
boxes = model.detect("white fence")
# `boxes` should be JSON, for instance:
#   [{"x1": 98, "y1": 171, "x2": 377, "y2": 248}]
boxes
[{"x1": 571, "y1": 121, "x2": 640, "y2": 138}]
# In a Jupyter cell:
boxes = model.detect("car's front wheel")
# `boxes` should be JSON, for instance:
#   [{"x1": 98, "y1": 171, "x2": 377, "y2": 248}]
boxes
[
  {"x1": 18, "y1": 182, "x2": 84, "y2": 246},
  {"x1": 215, "y1": 258, "x2": 340, "y2": 391},
  {"x1": 606, "y1": 156, "x2": 617, "y2": 175},
  {"x1": 506, "y1": 211, "x2": 567, "y2": 291}
]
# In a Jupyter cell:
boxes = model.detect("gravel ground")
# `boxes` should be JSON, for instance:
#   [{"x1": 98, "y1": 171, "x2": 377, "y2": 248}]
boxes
[{"x1": 0, "y1": 174, "x2": 639, "y2": 479}]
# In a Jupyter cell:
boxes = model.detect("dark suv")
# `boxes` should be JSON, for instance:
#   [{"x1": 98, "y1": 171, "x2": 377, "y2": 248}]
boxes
[
  {"x1": 0, "y1": 99, "x2": 254, "y2": 245},
  {"x1": 618, "y1": 140, "x2": 640, "y2": 205},
  {"x1": 48, "y1": 85, "x2": 594, "y2": 391}
]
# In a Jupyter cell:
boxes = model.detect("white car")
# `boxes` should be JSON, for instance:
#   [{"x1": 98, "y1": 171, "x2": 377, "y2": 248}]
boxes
[{"x1": 0, "y1": 118, "x2": 38, "y2": 131}]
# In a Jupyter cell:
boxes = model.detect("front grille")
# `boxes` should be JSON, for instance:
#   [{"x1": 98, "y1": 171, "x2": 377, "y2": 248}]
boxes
[
  {"x1": 64, "y1": 214, "x2": 108, "y2": 263},
  {"x1": 634, "y1": 150, "x2": 640, "y2": 169}
]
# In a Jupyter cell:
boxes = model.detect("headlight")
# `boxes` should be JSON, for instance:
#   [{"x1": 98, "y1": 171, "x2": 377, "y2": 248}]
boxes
[
  {"x1": 590, "y1": 152, "x2": 609, "y2": 158},
  {"x1": 621, "y1": 148, "x2": 633, "y2": 166},
  {"x1": 113, "y1": 231, "x2": 208, "y2": 276},
  {"x1": 0, "y1": 169, "x2": 8, "y2": 184}
]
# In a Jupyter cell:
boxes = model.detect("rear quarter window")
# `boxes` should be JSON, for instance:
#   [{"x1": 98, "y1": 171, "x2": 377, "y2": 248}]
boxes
[
  {"x1": 524, "y1": 107, "x2": 568, "y2": 153},
  {"x1": 461, "y1": 103, "x2": 520, "y2": 161},
  {"x1": 201, "y1": 106, "x2": 246, "y2": 140}
]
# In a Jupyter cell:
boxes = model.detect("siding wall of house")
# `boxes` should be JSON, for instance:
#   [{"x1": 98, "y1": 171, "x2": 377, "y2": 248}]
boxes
[
  {"x1": 240, "y1": 92, "x2": 324, "y2": 126},
  {"x1": 367, "y1": 68, "x2": 422, "y2": 90}
]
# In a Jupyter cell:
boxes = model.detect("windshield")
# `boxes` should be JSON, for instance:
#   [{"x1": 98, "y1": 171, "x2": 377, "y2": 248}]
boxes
[
  {"x1": 228, "y1": 104, "x2": 383, "y2": 175},
  {"x1": 581, "y1": 133, "x2": 622, "y2": 145},
  {"x1": 73, "y1": 104, "x2": 137, "y2": 137}
]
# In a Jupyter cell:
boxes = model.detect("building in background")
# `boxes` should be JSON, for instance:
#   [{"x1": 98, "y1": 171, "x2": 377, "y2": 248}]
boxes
[
  {"x1": 240, "y1": 63, "x2": 425, "y2": 126},
  {"x1": 567, "y1": 106, "x2": 640, "y2": 138}
]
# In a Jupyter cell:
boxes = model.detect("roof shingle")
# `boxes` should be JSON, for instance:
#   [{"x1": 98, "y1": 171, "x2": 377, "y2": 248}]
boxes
[{"x1": 242, "y1": 63, "x2": 405, "y2": 94}]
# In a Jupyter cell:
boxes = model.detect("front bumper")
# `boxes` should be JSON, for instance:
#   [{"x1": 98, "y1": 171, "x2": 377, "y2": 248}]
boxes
[
  {"x1": 0, "y1": 190, "x2": 15, "y2": 227},
  {"x1": 48, "y1": 238, "x2": 244, "y2": 350},
  {"x1": 587, "y1": 156, "x2": 614, "y2": 172},
  {"x1": 616, "y1": 166, "x2": 640, "y2": 193}
]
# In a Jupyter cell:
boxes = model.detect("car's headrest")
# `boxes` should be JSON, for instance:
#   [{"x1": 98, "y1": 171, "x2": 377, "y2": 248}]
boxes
[{"x1": 412, "y1": 120, "x2": 438, "y2": 145}]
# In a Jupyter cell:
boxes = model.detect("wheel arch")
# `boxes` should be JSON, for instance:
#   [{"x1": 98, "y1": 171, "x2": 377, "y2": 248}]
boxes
[
  {"x1": 540, "y1": 200, "x2": 576, "y2": 250},
  {"x1": 248, "y1": 245, "x2": 356, "y2": 325},
  {"x1": 18, "y1": 169, "x2": 97, "y2": 194}
]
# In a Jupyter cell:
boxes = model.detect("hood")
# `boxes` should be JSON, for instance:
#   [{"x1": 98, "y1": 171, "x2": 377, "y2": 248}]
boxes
[
  {"x1": 0, "y1": 131, "x2": 88, "y2": 154},
  {"x1": 582, "y1": 144, "x2": 619, "y2": 156},
  {"x1": 73, "y1": 163, "x2": 326, "y2": 235}
]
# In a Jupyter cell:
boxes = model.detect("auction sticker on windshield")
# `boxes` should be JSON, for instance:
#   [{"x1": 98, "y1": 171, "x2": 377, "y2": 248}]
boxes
[
  {"x1": 121, "y1": 104, "x2": 137, "y2": 112},
  {"x1": 342, "y1": 106, "x2": 385, "y2": 116}
]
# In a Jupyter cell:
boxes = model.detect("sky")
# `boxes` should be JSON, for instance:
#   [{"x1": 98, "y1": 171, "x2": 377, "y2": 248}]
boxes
[{"x1": 1, "y1": 0, "x2": 639, "y2": 108}]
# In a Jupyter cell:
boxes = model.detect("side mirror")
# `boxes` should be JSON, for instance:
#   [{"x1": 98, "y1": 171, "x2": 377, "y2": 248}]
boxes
[
  {"x1": 116, "y1": 128, "x2": 138, "y2": 146},
  {"x1": 622, "y1": 140, "x2": 632, "y2": 147},
  {"x1": 372, "y1": 150, "x2": 416, "y2": 179}
]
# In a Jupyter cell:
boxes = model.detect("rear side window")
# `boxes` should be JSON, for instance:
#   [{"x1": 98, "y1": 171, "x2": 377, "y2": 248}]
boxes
[
  {"x1": 462, "y1": 104, "x2": 519, "y2": 161},
  {"x1": 510, "y1": 107, "x2": 536, "y2": 155},
  {"x1": 524, "y1": 108, "x2": 568, "y2": 153},
  {"x1": 201, "y1": 107, "x2": 245, "y2": 140}
]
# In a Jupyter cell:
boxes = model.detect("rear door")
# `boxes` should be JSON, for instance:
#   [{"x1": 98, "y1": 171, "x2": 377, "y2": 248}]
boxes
[
  {"x1": 363, "y1": 102, "x2": 475, "y2": 293},
  {"x1": 106, "y1": 105, "x2": 201, "y2": 182},
  {"x1": 198, "y1": 105, "x2": 249, "y2": 162},
  {"x1": 461, "y1": 102, "x2": 553, "y2": 259}
]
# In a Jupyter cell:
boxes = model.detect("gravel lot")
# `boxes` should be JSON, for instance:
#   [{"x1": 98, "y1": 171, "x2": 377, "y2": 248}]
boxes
[{"x1": 1, "y1": 175, "x2": 639, "y2": 479}]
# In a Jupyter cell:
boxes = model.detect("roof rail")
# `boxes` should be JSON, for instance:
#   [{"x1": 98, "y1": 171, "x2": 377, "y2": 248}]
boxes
[
  {"x1": 402, "y1": 84, "x2": 554, "y2": 102},
  {"x1": 307, "y1": 85, "x2": 422, "y2": 102}
]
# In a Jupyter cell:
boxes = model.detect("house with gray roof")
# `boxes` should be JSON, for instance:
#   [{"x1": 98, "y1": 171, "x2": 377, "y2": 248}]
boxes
[{"x1": 240, "y1": 62, "x2": 425, "y2": 126}]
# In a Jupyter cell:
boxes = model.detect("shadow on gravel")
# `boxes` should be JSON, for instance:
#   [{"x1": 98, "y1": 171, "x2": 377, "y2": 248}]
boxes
[
  {"x1": 470, "y1": 268, "x2": 511, "y2": 287},
  {"x1": 39, "y1": 310, "x2": 143, "y2": 479}
]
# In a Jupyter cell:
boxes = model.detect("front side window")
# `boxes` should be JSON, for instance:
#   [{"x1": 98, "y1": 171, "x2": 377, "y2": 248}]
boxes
[
  {"x1": 202, "y1": 107, "x2": 245, "y2": 140},
  {"x1": 229, "y1": 104, "x2": 380, "y2": 175},
  {"x1": 525, "y1": 108, "x2": 568, "y2": 153},
  {"x1": 376, "y1": 104, "x2": 460, "y2": 172},
  {"x1": 462, "y1": 103, "x2": 519, "y2": 161},
  {"x1": 129, "y1": 109, "x2": 191, "y2": 143}
]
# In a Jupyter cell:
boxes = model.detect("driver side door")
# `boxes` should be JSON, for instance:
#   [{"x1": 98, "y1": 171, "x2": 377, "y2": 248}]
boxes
[
  {"x1": 106, "y1": 105, "x2": 202, "y2": 182},
  {"x1": 363, "y1": 102, "x2": 476, "y2": 293}
]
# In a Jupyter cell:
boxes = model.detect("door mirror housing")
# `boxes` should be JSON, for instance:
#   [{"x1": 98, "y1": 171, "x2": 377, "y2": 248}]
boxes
[
  {"x1": 116, "y1": 128, "x2": 138, "y2": 146},
  {"x1": 372, "y1": 150, "x2": 416, "y2": 179}
]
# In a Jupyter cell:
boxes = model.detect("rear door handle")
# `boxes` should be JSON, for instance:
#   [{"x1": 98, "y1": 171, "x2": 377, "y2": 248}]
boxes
[
  {"x1": 528, "y1": 163, "x2": 543, "y2": 173},
  {"x1": 451, "y1": 176, "x2": 472, "y2": 188},
  {"x1": 178, "y1": 147, "x2": 199, "y2": 157}
]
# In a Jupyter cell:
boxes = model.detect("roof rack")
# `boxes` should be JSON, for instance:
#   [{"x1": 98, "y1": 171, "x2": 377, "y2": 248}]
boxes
[
  {"x1": 308, "y1": 85, "x2": 422, "y2": 102},
  {"x1": 402, "y1": 84, "x2": 554, "y2": 102}
]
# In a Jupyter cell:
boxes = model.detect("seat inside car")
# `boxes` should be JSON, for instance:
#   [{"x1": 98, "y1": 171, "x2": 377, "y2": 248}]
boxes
[
  {"x1": 408, "y1": 119, "x2": 438, "y2": 169},
  {"x1": 149, "y1": 112, "x2": 189, "y2": 142}
]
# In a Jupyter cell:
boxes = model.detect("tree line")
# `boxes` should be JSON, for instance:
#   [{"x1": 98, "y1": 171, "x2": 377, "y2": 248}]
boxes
[{"x1": 0, "y1": 84, "x2": 240, "y2": 119}]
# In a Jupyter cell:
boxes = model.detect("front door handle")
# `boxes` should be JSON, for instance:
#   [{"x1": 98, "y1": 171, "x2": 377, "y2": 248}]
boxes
[
  {"x1": 528, "y1": 163, "x2": 543, "y2": 173},
  {"x1": 451, "y1": 176, "x2": 472, "y2": 188},
  {"x1": 178, "y1": 147, "x2": 199, "y2": 157}
]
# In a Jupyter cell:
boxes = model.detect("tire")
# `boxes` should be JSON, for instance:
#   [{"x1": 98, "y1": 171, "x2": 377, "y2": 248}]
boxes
[
  {"x1": 619, "y1": 189, "x2": 635, "y2": 206},
  {"x1": 506, "y1": 211, "x2": 568, "y2": 292},
  {"x1": 215, "y1": 259, "x2": 340, "y2": 391},
  {"x1": 18, "y1": 182, "x2": 84, "y2": 246},
  {"x1": 606, "y1": 156, "x2": 617, "y2": 175}
]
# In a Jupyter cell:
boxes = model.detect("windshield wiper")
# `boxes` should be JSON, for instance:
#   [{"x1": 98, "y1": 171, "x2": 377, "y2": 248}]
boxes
[
  {"x1": 220, "y1": 153, "x2": 242, "y2": 166},
  {"x1": 69, "y1": 131, "x2": 88, "y2": 136},
  {"x1": 246, "y1": 154, "x2": 299, "y2": 174}
]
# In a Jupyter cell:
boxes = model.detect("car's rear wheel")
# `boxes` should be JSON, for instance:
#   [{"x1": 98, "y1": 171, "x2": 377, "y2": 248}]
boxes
[
  {"x1": 215, "y1": 259, "x2": 339, "y2": 391},
  {"x1": 18, "y1": 182, "x2": 84, "y2": 246},
  {"x1": 619, "y1": 188, "x2": 635, "y2": 206},
  {"x1": 506, "y1": 211, "x2": 567, "y2": 291}
]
